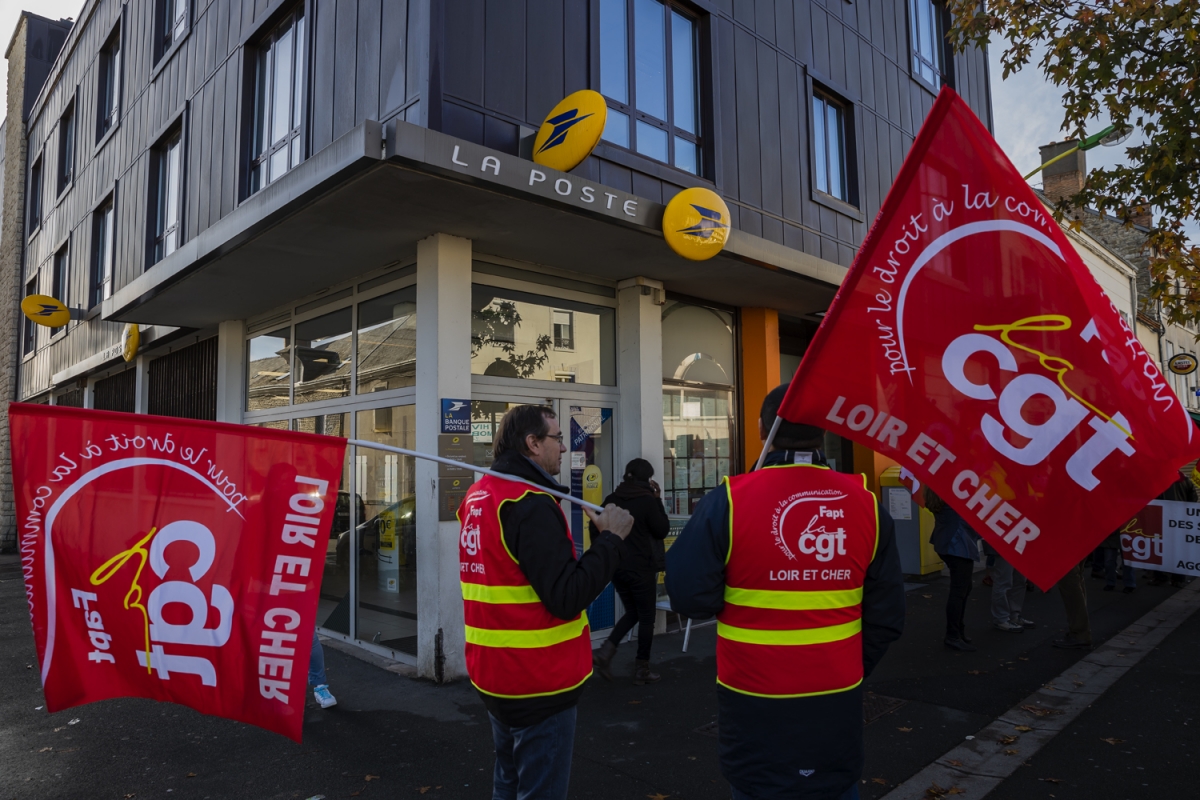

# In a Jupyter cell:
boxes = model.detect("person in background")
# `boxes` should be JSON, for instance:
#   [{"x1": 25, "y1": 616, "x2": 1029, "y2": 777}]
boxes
[
  {"x1": 591, "y1": 458, "x2": 672, "y2": 685},
  {"x1": 1099, "y1": 528, "x2": 1137, "y2": 593},
  {"x1": 310, "y1": 630, "x2": 337, "y2": 708},
  {"x1": 1053, "y1": 560, "x2": 1092, "y2": 649},
  {"x1": 457, "y1": 404, "x2": 634, "y2": 800},
  {"x1": 986, "y1": 543, "x2": 1035, "y2": 631},
  {"x1": 926, "y1": 488, "x2": 982, "y2": 652},
  {"x1": 666, "y1": 383, "x2": 906, "y2": 800}
]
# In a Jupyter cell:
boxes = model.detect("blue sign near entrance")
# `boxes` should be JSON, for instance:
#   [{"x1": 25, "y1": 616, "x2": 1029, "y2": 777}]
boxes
[{"x1": 441, "y1": 398, "x2": 471, "y2": 433}]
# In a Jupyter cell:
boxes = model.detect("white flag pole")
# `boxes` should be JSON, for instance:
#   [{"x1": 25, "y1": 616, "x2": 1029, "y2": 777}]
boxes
[
  {"x1": 753, "y1": 416, "x2": 782, "y2": 472},
  {"x1": 348, "y1": 439, "x2": 605, "y2": 513}
]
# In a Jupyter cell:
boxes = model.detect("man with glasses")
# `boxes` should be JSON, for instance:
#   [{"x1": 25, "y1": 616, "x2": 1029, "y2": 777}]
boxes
[{"x1": 458, "y1": 404, "x2": 633, "y2": 800}]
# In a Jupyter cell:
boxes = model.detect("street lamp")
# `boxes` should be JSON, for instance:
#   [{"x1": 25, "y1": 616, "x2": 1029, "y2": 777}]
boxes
[{"x1": 1022, "y1": 124, "x2": 1133, "y2": 181}]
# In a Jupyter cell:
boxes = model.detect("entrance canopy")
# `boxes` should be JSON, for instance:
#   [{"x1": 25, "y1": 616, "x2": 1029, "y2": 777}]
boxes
[{"x1": 104, "y1": 119, "x2": 846, "y2": 329}]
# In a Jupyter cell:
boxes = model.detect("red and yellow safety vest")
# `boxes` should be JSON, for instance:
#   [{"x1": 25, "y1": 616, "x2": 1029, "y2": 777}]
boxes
[
  {"x1": 717, "y1": 463, "x2": 879, "y2": 698},
  {"x1": 458, "y1": 474, "x2": 593, "y2": 699}
]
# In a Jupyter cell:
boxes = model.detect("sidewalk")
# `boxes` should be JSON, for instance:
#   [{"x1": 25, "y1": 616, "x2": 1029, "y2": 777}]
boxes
[{"x1": 0, "y1": 551, "x2": 1190, "y2": 799}]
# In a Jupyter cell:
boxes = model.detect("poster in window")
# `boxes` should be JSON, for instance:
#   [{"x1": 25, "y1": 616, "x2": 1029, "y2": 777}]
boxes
[
  {"x1": 703, "y1": 459, "x2": 717, "y2": 488},
  {"x1": 717, "y1": 458, "x2": 730, "y2": 482},
  {"x1": 703, "y1": 437, "x2": 716, "y2": 457},
  {"x1": 675, "y1": 490, "x2": 689, "y2": 515},
  {"x1": 691, "y1": 436, "x2": 706, "y2": 459},
  {"x1": 702, "y1": 397, "x2": 716, "y2": 417},
  {"x1": 675, "y1": 434, "x2": 691, "y2": 458},
  {"x1": 663, "y1": 460, "x2": 673, "y2": 491},
  {"x1": 689, "y1": 458, "x2": 704, "y2": 487},
  {"x1": 674, "y1": 459, "x2": 689, "y2": 489},
  {"x1": 717, "y1": 437, "x2": 730, "y2": 457}
]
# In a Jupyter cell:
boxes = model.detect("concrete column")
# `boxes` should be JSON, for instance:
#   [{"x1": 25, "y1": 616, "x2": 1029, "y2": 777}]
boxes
[
  {"x1": 615, "y1": 277, "x2": 665, "y2": 493},
  {"x1": 414, "y1": 234, "x2": 472, "y2": 681},
  {"x1": 740, "y1": 308, "x2": 781, "y2": 472},
  {"x1": 215, "y1": 320, "x2": 247, "y2": 423}
]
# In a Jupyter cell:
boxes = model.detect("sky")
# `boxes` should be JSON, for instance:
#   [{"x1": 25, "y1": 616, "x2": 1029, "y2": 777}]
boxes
[{"x1": 0, "y1": 1, "x2": 1184, "y2": 235}]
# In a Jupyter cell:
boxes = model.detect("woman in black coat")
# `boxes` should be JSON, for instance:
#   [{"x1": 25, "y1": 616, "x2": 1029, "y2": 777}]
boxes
[{"x1": 590, "y1": 458, "x2": 671, "y2": 685}]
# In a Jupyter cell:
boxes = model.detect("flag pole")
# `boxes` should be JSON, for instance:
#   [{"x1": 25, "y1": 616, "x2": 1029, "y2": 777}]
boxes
[
  {"x1": 753, "y1": 416, "x2": 782, "y2": 472},
  {"x1": 348, "y1": 439, "x2": 606, "y2": 513}
]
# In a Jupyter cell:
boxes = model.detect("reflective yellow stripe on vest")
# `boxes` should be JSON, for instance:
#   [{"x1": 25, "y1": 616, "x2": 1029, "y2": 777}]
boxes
[
  {"x1": 465, "y1": 614, "x2": 589, "y2": 649},
  {"x1": 717, "y1": 618, "x2": 862, "y2": 646},
  {"x1": 461, "y1": 583, "x2": 542, "y2": 604},
  {"x1": 723, "y1": 586, "x2": 863, "y2": 610}
]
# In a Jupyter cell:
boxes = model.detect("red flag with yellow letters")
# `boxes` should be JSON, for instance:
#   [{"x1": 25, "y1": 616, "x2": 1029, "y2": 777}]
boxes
[
  {"x1": 780, "y1": 87, "x2": 1200, "y2": 589},
  {"x1": 10, "y1": 404, "x2": 346, "y2": 741}
]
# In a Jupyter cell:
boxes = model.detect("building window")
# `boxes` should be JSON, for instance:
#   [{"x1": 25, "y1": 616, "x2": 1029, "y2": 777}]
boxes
[
  {"x1": 151, "y1": 129, "x2": 183, "y2": 264},
  {"x1": 909, "y1": 0, "x2": 947, "y2": 88},
  {"x1": 599, "y1": 0, "x2": 702, "y2": 174},
  {"x1": 28, "y1": 156, "x2": 43, "y2": 232},
  {"x1": 813, "y1": 91, "x2": 850, "y2": 204},
  {"x1": 553, "y1": 310, "x2": 574, "y2": 350},
  {"x1": 249, "y1": 7, "x2": 306, "y2": 194},
  {"x1": 157, "y1": 0, "x2": 188, "y2": 59},
  {"x1": 97, "y1": 28, "x2": 121, "y2": 140},
  {"x1": 90, "y1": 197, "x2": 115, "y2": 308},
  {"x1": 23, "y1": 277, "x2": 39, "y2": 356},
  {"x1": 58, "y1": 102, "x2": 75, "y2": 194},
  {"x1": 52, "y1": 244, "x2": 69, "y2": 334}
]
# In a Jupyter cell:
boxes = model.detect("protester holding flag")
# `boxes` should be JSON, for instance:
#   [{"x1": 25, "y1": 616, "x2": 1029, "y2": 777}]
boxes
[
  {"x1": 457, "y1": 404, "x2": 633, "y2": 800},
  {"x1": 666, "y1": 384, "x2": 905, "y2": 800}
]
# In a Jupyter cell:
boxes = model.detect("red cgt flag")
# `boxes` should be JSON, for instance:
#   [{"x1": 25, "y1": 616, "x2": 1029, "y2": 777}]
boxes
[
  {"x1": 780, "y1": 87, "x2": 1200, "y2": 590},
  {"x1": 10, "y1": 404, "x2": 347, "y2": 741}
]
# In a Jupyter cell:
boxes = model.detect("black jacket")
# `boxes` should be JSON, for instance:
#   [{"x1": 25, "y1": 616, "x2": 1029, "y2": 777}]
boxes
[
  {"x1": 480, "y1": 450, "x2": 624, "y2": 727},
  {"x1": 665, "y1": 449, "x2": 906, "y2": 799},
  {"x1": 590, "y1": 480, "x2": 671, "y2": 572}
]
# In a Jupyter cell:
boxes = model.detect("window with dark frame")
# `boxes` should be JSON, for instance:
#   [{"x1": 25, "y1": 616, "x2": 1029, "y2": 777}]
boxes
[
  {"x1": 156, "y1": 0, "x2": 188, "y2": 60},
  {"x1": 97, "y1": 28, "x2": 121, "y2": 141},
  {"x1": 599, "y1": 0, "x2": 702, "y2": 175},
  {"x1": 57, "y1": 102, "x2": 75, "y2": 194},
  {"x1": 248, "y1": 7, "x2": 306, "y2": 195},
  {"x1": 23, "y1": 277, "x2": 38, "y2": 356},
  {"x1": 90, "y1": 197, "x2": 115, "y2": 308},
  {"x1": 813, "y1": 91, "x2": 850, "y2": 204},
  {"x1": 909, "y1": 0, "x2": 948, "y2": 88},
  {"x1": 151, "y1": 128, "x2": 183, "y2": 265},
  {"x1": 28, "y1": 156, "x2": 43, "y2": 232},
  {"x1": 52, "y1": 245, "x2": 69, "y2": 334},
  {"x1": 552, "y1": 310, "x2": 574, "y2": 350}
]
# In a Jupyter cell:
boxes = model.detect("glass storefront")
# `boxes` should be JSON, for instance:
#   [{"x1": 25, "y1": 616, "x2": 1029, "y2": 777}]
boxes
[{"x1": 660, "y1": 299, "x2": 738, "y2": 516}]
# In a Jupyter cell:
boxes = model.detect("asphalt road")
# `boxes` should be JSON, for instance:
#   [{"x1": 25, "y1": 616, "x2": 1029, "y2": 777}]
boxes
[{"x1": 0, "y1": 552, "x2": 1191, "y2": 800}]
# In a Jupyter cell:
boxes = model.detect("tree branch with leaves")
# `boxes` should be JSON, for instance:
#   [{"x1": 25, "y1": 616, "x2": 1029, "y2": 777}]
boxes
[{"x1": 945, "y1": 0, "x2": 1200, "y2": 326}]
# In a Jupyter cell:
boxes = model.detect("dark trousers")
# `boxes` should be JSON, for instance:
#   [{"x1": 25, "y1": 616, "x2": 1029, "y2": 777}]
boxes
[
  {"x1": 1056, "y1": 562, "x2": 1091, "y2": 643},
  {"x1": 608, "y1": 569, "x2": 658, "y2": 661},
  {"x1": 490, "y1": 706, "x2": 576, "y2": 800},
  {"x1": 1103, "y1": 547, "x2": 1136, "y2": 589},
  {"x1": 943, "y1": 554, "x2": 975, "y2": 640}
]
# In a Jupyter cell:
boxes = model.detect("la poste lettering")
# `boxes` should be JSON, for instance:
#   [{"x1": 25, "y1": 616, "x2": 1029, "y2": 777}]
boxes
[
  {"x1": 11, "y1": 404, "x2": 347, "y2": 742},
  {"x1": 780, "y1": 87, "x2": 1200, "y2": 590}
]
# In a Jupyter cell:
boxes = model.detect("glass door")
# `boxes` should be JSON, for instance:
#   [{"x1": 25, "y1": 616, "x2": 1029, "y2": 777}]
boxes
[{"x1": 567, "y1": 405, "x2": 615, "y2": 635}]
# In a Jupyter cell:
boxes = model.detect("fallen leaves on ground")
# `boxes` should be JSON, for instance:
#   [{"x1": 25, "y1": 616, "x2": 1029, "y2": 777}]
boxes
[
  {"x1": 1073, "y1": 681, "x2": 1085, "y2": 687},
  {"x1": 898, "y1": 727, "x2": 913, "y2": 732},
  {"x1": 38, "y1": 747, "x2": 52, "y2": 753},
  {"x1": 925, "y1": 784, "x2": 964, "y2": 797},
  {"x1": 417, "y1": 788, "x2": 431, "y2": 795},
  {"x1": 1021, "y1": 704, "x2": 1062, "y2": 717},
  {"x1": 947, "y1": 759, "x2": 963, "y2": 767},
  {"x1": 646, "y1": 794, "x2": 670, "y2": 800},
  {"x1": 186, "y1": 773, "x2": 196, "y2": 778},
  {"x1": 1018, "y1": 656, "x2": 1029, "y2": 661},
  {"x1": 872, "y1": 778, "x2": 888, "y2": 784},
  {"x1": 365, "y1": 776, "x2": 379, "y2": 782},
  {"x1": 1004, "y1": 749, "x2": 1020, "y2": 756},
  {"x1": 1040, "y1": 778, "x2": 1064, "y2": 783},
  {"x1": 999, "y1": 735, "x2": 1018, "y2": 745},
  {"x1": 1014, "y1": 725, "x2": 1034, "y2": 732},
  {"x1": 629, "y1": 700, "x2": 642, "y2": 704},
  {"x1": 1101, "y1": 737, "x2": 1125, "y2": 745},
  {"x1": 922, "y1": 594, "x2": 933, "y2": 599}
]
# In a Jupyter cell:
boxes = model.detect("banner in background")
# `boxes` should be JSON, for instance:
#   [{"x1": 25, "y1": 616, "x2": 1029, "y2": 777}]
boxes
[
  {"x1": 11, "y1": 404, "x2": 347, "y2": 742},
  {"x1": 779, "y1": 87, "x2": 1200, "y2": 589},
  {"x1": 1120, "y1": 500, "x2": 1200, "y2": 576}
]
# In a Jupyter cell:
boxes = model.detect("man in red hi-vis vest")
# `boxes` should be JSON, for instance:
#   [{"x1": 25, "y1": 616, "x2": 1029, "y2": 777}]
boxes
[
  {"x1": 458, "y1": 404, "x2": 633, "y2": 800},
  {"x1": 667, "y1": 384, "x2": 906, "y2": 800}
]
